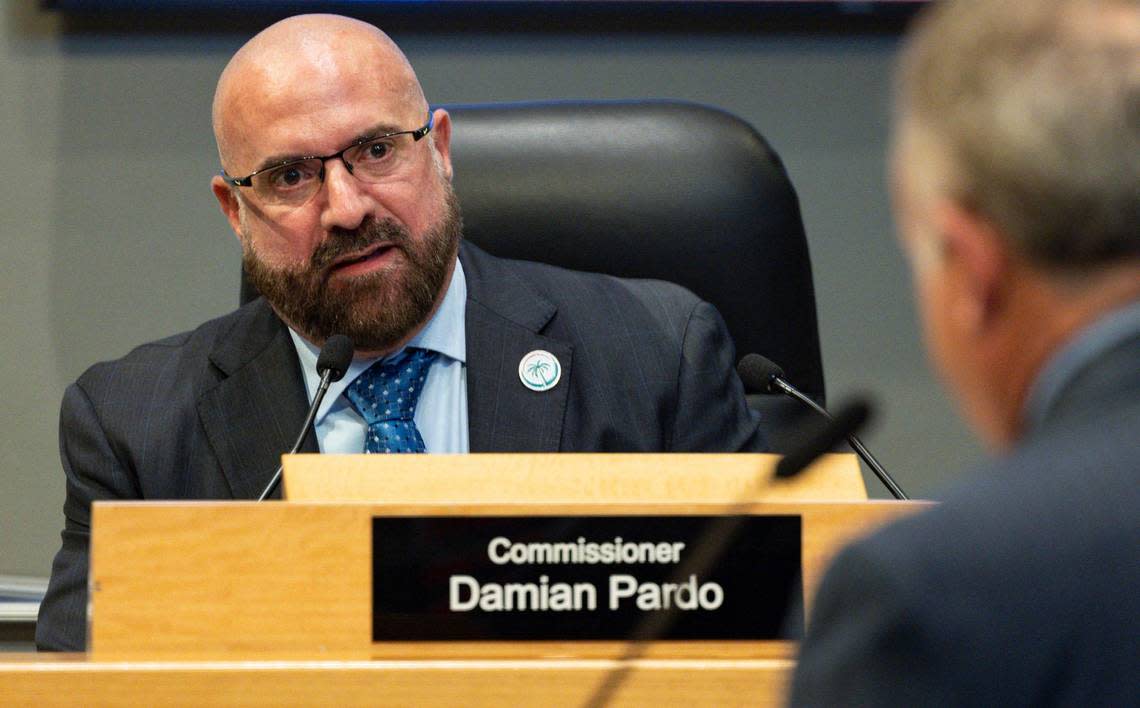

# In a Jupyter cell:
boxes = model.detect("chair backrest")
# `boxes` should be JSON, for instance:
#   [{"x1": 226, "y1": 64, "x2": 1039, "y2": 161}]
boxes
[
  {"x1": 240, "y1": 100, "x2": 826, "y2": 445},
  {"x1": 445, "y1": 100, "x2": 824, "y2": 403}
]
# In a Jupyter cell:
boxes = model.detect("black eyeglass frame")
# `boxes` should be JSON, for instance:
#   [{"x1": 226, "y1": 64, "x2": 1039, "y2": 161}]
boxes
[{"x1": 220, "y1": 111, "x2": 435, "y2": 189}]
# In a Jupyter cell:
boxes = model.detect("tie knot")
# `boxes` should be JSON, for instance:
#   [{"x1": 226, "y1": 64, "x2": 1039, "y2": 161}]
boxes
[{"x1": 344, "y1": 347, "x2": 437, "y2": 427}]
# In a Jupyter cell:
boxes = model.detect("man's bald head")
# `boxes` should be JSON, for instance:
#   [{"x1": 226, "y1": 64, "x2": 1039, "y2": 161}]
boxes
[
  {"x1": 212, "y1": 14, "x2": 428, "y2": 168},
  {"x1": 207, "y1": 14, "x2": 459, "y2": 358}
]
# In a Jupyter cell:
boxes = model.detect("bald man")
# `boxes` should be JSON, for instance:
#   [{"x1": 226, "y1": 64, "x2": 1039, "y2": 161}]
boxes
[
  {"x1": 790, "y1": 1, "x2": 1140, "y2": 704},
  {"x1": 37, "y1": 15, "x2": 765, "y2": 651}
]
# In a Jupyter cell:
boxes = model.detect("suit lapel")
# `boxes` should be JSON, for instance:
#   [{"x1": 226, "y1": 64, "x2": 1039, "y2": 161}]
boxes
[
  {"x1": 460, "y1": 242, "x2": 572, "y2": 452},
  {"x1": 197, "y1": 300, "x2": 318, "y2": 499}
]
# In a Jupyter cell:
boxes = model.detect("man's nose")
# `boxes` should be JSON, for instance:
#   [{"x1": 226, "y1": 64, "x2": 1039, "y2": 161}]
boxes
[{"x1": 319, "y1": 158, "x2": 373, "y2": 232}]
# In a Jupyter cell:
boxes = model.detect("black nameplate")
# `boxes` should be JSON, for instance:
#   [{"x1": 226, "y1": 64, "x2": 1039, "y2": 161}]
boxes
[{"x1": 372, "y1": 515, "x2": 803, "y2": 642}]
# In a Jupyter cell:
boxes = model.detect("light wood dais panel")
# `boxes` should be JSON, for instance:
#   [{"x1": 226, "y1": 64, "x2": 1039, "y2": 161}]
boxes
[
  {"x1": 0, "y1": 655, "x2": 795, "y2": 707},
  {"x1": 89, "y1": 500, "x2": 927, "y2": 659},
  {"x1": 282, "y1": 452, "x2": 869, "y2": 502}
]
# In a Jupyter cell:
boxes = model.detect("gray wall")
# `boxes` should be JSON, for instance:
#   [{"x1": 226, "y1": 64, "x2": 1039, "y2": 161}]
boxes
[{"x1": 0, "y1": 4, "x2": 981, "y2": 577}]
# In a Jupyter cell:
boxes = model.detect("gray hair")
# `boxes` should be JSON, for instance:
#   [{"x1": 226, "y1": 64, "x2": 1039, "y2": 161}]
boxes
[{"x1": 896, "y1": 0, "x2": 1139, "y2": 269}]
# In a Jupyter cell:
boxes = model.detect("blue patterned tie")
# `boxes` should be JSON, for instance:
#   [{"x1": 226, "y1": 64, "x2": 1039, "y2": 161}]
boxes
[{"x1": 343, "y1": 347, "x2": 437, "y2": 453}]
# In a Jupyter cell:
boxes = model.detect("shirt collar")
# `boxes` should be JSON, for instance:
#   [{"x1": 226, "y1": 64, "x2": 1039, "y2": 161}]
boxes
[
  {"x1": 288, "y1": 259, "x2": 467, "y2": 424},
  {"x1": 1023, "y1": 298, "x2": 1140, "y2": 432}
]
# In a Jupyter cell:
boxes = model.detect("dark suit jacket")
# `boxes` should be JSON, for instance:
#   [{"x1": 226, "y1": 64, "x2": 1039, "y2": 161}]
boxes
[
  {"x1": 789, "y1": 328, "x2": 1140, "y2": 706},
  {"x1": 37, "y1": 241, "x2": 765, "y2": 651}
]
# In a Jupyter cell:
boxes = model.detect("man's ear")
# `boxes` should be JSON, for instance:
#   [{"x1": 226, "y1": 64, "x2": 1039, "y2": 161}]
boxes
[
  {"x1": 935, "y1": 200, "x2": 1011, "y2": 331},
  {"x1": 211, "y1": 175, "x2": 244, "y2": 241},
  {"x1": 429, "y1": 108, "x2": 453, "y2": 182}
]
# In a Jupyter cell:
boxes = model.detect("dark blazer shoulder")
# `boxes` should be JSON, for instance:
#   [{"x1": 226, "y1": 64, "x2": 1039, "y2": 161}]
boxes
[
  {"x1": 74, "y1": 298, "x2": 282, "y2": 398},
  {"x1": 791, "y1": 340, "x2": 1140, "y2": 706},
  {"x1": 64, "y1": 298, "x2": 303, "y2": 497},
  {"x1": 459, "y1": 240, "x2": 705, "y2": 335},
  {"x1": 458, "y1": 240, "x2": 763, "y2": 453}
]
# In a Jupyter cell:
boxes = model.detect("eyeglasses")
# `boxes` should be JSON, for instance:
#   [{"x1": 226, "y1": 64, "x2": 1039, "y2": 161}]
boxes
[{"x1": 220, "y1": 112, "x2": 434, "y2": 207}]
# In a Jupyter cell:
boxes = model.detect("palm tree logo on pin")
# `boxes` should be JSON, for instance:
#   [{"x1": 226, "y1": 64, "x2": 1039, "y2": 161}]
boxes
[{"x1": 518, "y1": 350, "x2": 562, "y2": 392}]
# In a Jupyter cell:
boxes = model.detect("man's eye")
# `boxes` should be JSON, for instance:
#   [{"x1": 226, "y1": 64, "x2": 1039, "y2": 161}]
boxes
[
  {"x1": 361, "y1": 139, "x2": 395, "y2": 161},
  {"x1": 268, "y1": 163, "x2": 317, "y2": 189}
]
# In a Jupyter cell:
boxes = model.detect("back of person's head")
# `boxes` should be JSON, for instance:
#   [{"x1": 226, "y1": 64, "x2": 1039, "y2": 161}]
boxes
[{"x1": 895, "y1": 0, "x2": 1139, "y2": 275}]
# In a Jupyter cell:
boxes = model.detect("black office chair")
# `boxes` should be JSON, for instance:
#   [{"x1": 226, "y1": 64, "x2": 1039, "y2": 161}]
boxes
[{"x1": 242, "y1": 100, "x2": 824, "y2": 449}]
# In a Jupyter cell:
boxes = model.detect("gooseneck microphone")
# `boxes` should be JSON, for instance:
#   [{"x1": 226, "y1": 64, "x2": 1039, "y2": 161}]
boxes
[
  {"x1": 775, "y1": 399, "x2": 871, "y2": 479},
  {"x1": 257, "y1": 334, "x2": 354, "y2": 501},
  {"x1": 738, "y1": 353, "x2": 908, "y2": 500}
]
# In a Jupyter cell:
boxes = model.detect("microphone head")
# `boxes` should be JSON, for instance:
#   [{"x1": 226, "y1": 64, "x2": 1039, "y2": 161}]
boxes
[
  {"x1": 316, "y1": 334, "x2": 354, "y2": 382},
  {"x1": 737, "y1": 353, "x2": 786, "y2": 394}
]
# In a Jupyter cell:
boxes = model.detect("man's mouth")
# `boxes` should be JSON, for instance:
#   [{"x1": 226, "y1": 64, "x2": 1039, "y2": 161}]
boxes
[{"x1": 328, "y1": 243, "x2": 397, "y2": 276}]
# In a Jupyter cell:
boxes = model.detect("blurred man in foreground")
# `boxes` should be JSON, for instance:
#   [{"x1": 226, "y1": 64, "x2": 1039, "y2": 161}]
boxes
[{"x1": 791, "y1": 0, "x2": 1139, "y2": 704}]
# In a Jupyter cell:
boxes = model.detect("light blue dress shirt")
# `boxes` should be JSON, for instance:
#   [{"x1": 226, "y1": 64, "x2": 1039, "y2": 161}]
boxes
[{"x1": 288, "y1": 261, "x2": 470, "y2": 454}]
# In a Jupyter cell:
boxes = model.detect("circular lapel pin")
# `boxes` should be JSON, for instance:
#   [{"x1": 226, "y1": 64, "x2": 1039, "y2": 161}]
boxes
[{"x1": 518, "y1": 350, "x2": 562, "y2": 392}]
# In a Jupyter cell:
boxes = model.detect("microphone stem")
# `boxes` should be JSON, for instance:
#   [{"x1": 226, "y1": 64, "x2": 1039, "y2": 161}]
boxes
[
  {"x1": 772, "y1": 378, "x2": 908, "y2": 500},
  {"x1": 848, "y1": 435, "x2": 908, "y2": 500},
  {"x1": 257, "y1": 368, "x2": 335, "y2": 502},
  {"x1": 773, "y1": 377, "x2": 830, "y2": 418}
]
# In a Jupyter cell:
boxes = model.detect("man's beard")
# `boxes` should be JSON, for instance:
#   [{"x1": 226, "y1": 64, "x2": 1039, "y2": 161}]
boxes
[{"x1": 242, "y1": 187, "x2": 463, "y2": 352}]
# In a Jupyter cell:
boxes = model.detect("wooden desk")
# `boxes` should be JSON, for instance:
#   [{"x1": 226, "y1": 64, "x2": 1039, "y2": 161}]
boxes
[
  {"x1": 0, "y1": 653, "x2": 795, "y2": 706},
  {"x1": 10, "y1": 455, "x2": 929, "y2": 705}
]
